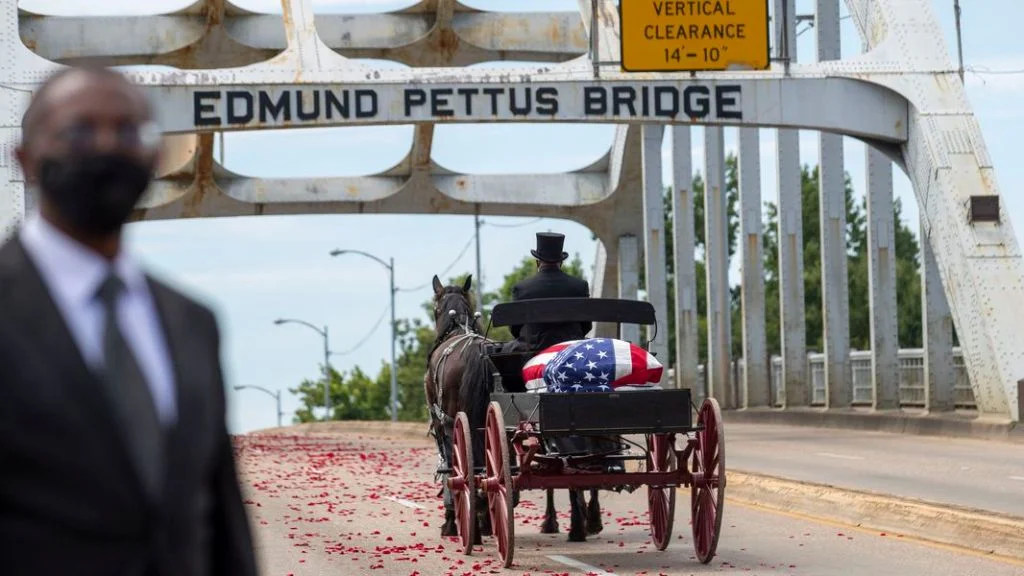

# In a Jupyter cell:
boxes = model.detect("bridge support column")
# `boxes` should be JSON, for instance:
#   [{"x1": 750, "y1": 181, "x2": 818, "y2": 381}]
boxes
[
  {"x1": 866, "y1": 146, "x2": 900, "y2": 409},
  {"x1": 921, "y1": 220, "x2": 956, "y2": 413},
  {"x1": 739, "y1": 127, "x2": 769, "y2": 408},
  {"x1": 817, "y1": 0, "x2": 852, "y2": 409},
  {"x1": 641, "y1": 124, "x2": 670, "y2": 385},
  {"x1": 672, "y1": 126, "x2": 700, "y2": 396},
  {"x1": 588, "y1": 240, "x2": 619, "y2": 339},
  {"x1": 774, "y1": 0, "x2": 808, "y2": 409},
  {"x1": 617, "y1": 234, "x2": 640, "y2": 345},
  {"x1": 704, "y1": 126, "x2": 733, "y2": 408}
]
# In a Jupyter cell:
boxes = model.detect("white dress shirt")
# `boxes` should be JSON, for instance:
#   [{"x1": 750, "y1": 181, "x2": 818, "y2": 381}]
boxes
[{"x1": 19, "y1": 212, "x2": 178, "y2": 426}]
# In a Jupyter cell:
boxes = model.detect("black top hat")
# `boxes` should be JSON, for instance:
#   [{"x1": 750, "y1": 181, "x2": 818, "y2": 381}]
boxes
[{"x1": 531, "y1": 232, "x2": 568, "y2": 263}]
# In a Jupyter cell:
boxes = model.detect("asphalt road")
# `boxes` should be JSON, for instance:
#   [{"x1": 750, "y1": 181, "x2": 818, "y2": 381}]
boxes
[
  {"x1": 234, "y1": 428, "x2": 1024, "y2": 576},
  {"x1": 725, "y1": 422, "x2": 1024, "y2": 516}
]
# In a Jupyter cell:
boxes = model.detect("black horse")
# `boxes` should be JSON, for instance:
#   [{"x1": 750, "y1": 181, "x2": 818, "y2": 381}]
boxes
[{"x1": 424, "y1": 275, "x2": 494, "y2": 543}]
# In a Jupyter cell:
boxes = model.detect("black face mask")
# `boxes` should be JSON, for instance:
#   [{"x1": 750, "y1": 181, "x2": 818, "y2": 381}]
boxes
[{"x1": 38, "y1": 152, "x2": 153, "y2": 235}]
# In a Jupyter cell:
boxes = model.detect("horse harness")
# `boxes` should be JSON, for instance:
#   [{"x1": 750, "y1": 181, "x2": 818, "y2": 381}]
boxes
[{"x1": 429, "y1": 327, "x2": 489, "y2": 429}]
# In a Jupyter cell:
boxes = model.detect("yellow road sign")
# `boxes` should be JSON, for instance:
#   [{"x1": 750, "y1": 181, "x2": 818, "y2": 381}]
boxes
[{"x1": 620, "y1": 0, "x2": 771, "y2": 72}]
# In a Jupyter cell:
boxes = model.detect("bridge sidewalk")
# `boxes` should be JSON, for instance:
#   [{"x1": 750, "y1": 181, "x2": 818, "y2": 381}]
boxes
[{"x1": 725, "y1": 421, "x2": 1024, "y2": 518}]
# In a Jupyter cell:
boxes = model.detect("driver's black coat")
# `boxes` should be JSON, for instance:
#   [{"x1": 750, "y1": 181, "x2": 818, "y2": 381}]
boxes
[{"x1": 509, "y1": 267, "x2": 591, "y2": 351}]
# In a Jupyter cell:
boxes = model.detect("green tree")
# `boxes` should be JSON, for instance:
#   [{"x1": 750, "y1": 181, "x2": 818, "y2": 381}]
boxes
[
  {"x1": 289, "y1": 365, "x2": 388, "y2": 423},
  {"x1": 290, "y1": 257, "x2": 587, "y2": 423},
  {"x1": 762, "y1": 166, "x2": 920, "y2": 355}
]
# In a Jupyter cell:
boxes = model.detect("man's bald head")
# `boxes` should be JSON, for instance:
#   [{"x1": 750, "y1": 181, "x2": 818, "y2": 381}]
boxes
[
  {"x1": 15, "y1": 64, "x2": 161, "y2": 250},
  {"x1": 20, "y1": 65, "x2": 153, "y2": 152}
]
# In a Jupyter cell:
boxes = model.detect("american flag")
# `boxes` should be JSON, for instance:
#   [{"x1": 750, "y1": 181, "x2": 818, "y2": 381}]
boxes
[
  {"x1": 523, "y1": 338, "x2": 663, "y2": 394},
  {"x1": 522, "y1": 340, "x2": 580, "y2": 392}
]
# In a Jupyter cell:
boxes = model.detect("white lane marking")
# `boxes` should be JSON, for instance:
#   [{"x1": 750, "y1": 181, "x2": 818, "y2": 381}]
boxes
[
  {"x1": 815, "y1": 452, "x2": 865, "y2": 461},
  {"x1": 384, "y1": 496, "x2": 425, "y2": 509},
  {"x1": 548, "y1": 555, "x2": 616, "y2": 575},
  {"x1": 1010, "y1": 476, "x2": 1024, "y2": 482}
]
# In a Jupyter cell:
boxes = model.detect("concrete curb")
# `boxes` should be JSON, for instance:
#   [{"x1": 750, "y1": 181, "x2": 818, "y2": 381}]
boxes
[
  {"x1": 723, "y1": 408, "x2": 1022, "y2": 444},
  {"x1": 728, "y1": 470, "x2": 1024, "y2": 562}
]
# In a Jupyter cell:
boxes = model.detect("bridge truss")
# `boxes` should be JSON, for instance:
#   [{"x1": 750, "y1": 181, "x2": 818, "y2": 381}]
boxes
[{"x1": 0, "y1": 0, "x2": 1020, "y2": 422}]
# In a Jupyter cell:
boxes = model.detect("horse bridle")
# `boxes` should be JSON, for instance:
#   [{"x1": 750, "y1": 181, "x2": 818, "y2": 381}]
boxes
[
  {"x1": 428, "y1": 290, "x2": 490, "y2": 476},
  {"x1": 432, "y1": 291, "x2": 479, "y2": 344}
]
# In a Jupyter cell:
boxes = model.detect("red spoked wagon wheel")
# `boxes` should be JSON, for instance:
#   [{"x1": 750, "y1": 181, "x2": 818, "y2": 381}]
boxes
[
  {"x1": 690, "y1": 398, "x2": 725, "y2": 564},
  {"x1": 448, "y1": 412, "x2": 476, "y2": 555},
  {"x1": 646, "y1": 432, "x2": 677, "y2": 551},
  {"x1": 484, "y1": 401, "x2": 515, "y2": 568}
]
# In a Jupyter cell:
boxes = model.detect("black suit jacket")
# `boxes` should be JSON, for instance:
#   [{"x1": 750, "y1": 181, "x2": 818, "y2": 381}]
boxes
[
  {"x1": 510, "y1": 267, "x2": 592, "y2": 350},
  {"x1": 0, "y1": 238, "x2": 257, "y2": 576}
]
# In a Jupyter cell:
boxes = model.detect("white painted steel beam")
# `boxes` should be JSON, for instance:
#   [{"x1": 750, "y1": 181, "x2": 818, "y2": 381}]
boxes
[
  {"x1": 739, "y1": 127, "x2": 769, "y2": 407},
  {"x1": 641, "y1": 124, "x2": 670, "y2": 384},
  {"x1": 921, "y1": 221, "x2": 956, "y2": 412},
  {"x1": 704, "y1": 126, "x2": 732, "y2": 409},
  {"x1": 672, "y1": 126, "x2": 699, "y2": 394},
  {"x1": 617, "y1": 234, "x2": 641, "y2": 345},
  {"x1": 18, "y1": 10, "x2": 588, "y2": 67},
  {"x1": 134, "y1": 77, "x2": 907, "y2": 143},
  {"x1": 866, "y1": 145, "x2": 900, "y2": 409},
  {"x1": 818, "y1": 0, "x2": 852, "y2": 409},
  {"x1": 845, "y1": 0, "x2": 1024, "y2": 421},
  {"x1": 774, "y1": 0, "x2": 809, "y2": 408}
]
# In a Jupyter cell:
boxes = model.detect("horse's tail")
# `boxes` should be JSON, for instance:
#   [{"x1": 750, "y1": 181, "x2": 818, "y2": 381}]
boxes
[{"x1": 458, "y1": 338, "x2": 493, "y2": 467}]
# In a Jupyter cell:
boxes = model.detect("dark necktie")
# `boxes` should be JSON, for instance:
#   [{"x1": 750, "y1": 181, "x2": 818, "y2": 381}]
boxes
[{"x1": 95, "y1": 273, "x2": 164, "y2": 499}]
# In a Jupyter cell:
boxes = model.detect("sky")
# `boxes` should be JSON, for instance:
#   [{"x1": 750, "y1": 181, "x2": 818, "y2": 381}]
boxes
[{"x1": 15, "y1": 0, "x2": 1024, "y2": 433}]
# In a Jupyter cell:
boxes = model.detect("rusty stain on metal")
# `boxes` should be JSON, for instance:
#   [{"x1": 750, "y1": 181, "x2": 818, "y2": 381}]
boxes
[
  {"x1": 280, "y1": 0, "x2": 294, "y2": 37},
  {"x1": 432, "y1": 27, "x2": 461, "y2": 60},
  {"x1": 412, "y1": 124, "x2": 434, "y2": 169},
  {"x1": 182, "y1": 133, "x2": 217, "y2": 217}
]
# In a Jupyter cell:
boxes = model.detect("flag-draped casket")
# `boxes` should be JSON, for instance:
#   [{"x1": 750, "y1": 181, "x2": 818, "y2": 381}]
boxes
[{"x1": 522, "y1": 338, "x2": 663, "y2": 393}]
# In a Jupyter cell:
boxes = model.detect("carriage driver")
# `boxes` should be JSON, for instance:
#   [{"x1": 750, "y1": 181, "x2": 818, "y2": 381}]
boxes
[
  {"x1": 502, "y1": 232, "x2": 592, "y2": 353},
  {"x1": 503, "y1": 233, "x2": 624, "y2": 470}
]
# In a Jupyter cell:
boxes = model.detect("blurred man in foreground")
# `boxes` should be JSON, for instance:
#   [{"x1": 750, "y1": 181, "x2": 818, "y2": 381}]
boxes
[{"x1": 0, "y1": 65, "x2": 258, "y2": 576}]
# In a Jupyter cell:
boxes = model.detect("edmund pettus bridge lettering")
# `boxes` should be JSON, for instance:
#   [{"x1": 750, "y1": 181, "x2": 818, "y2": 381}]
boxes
[
  {"x1": 190, "y1": 84, "x2": 744, "y2": 128},
  {"x1": 620, "y1": 0, "x2": 770, "y2": 72}
]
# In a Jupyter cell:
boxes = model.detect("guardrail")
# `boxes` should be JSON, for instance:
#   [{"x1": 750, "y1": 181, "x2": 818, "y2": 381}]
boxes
[{"x1": 678, "y1": 348, "x2": 975, "y2": 409}]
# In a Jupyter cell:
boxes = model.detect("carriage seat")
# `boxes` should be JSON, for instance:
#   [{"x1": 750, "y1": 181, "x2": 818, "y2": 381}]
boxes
[{"x1": 485, "y1": 351, "x2": 536, "y2": 393}]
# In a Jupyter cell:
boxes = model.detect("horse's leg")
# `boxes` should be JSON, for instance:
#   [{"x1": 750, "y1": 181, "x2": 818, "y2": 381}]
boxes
[
  {"x1": 440, "y1": 480, "x2": 458, "y2": 537},
  {"x1": 585, "y1": 488, "x2": 603, "y2": 535},
  {"x1": 436, "y1": 415, "x2": 459, "y2": 538},
  {"x1": 476, "y1": 491, "x2": 492, "y2": 538},
  {"x1": 540, "y1": 488, "x2": 559, "y2": 534},
  {"x1": 567, "y1": 489, "x2": 587, "y2": 542}
]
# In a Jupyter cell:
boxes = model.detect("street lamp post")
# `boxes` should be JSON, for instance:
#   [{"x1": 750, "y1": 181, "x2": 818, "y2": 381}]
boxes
[
  {"x1": 330, "y1": 248, "x2": 399, "y2": 422},
  {"x1": 233, "y1": 385, "x2": 284, "y2": 428},
  {"x1": 274, "y1": 318, "x2": 332, "y2": 420}
]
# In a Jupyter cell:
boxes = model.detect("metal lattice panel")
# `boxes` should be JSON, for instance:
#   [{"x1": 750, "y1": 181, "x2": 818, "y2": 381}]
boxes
[{"x1": 0, "y1": 0, "x2": 1019, "y2": 420}]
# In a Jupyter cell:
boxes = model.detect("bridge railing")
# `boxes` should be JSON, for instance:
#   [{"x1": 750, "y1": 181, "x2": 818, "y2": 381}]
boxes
[{"x1": 676, "y1": 349, "x2": 975, "y2": 409}]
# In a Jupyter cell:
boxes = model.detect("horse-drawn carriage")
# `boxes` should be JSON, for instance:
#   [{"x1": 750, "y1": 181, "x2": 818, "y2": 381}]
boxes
[{"x1": 434, "y1": 293, "x2": 726, "y2": 569}]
